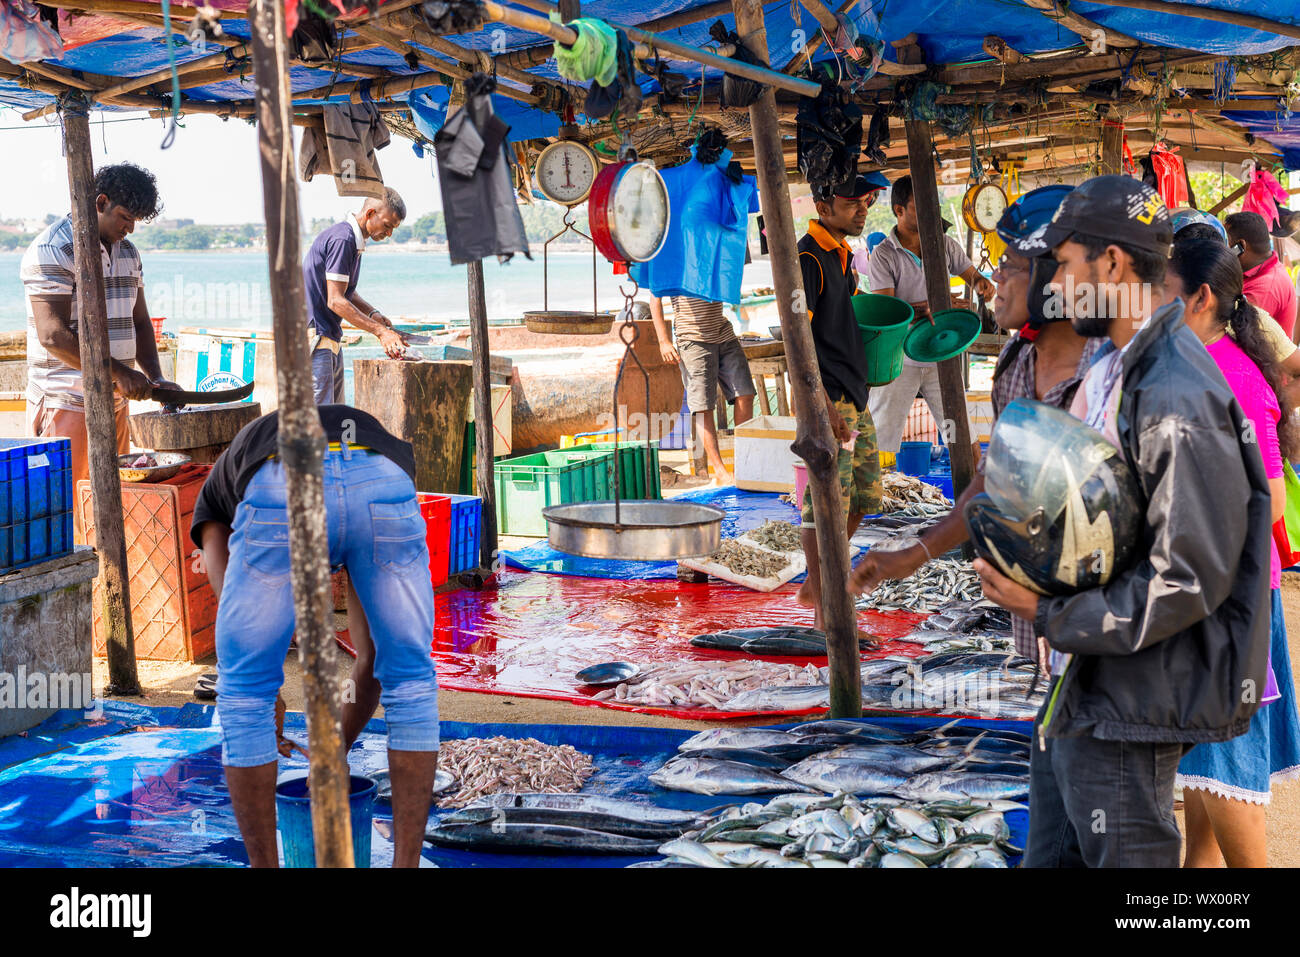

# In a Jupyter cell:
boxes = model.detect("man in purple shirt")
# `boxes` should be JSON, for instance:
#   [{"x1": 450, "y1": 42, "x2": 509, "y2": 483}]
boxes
[{"x1": 302, "y1": 188, "x2": 410, "y2": 404}]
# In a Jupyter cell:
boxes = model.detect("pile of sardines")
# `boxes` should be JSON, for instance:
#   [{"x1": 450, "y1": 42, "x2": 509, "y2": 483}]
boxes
[
  {"x1": 641, "y1": 792, "x2": 1021, "y2": 868},
  {"x1": 650, "y1": 719, "x2": 1031, "y2": 802}
]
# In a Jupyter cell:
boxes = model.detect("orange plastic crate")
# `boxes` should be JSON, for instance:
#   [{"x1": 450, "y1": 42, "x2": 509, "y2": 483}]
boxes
[{"x1": 78, "y1": 464, "x2": 217, "y2": 662}]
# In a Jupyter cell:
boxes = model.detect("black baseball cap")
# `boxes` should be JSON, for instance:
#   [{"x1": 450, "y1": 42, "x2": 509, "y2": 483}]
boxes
[
  {"x1": 814, "y1": 171, "x2": 891, "y2": 201},
  {"x1": 1028, "y1": 175, "x2": 1173, "y2": 257}
]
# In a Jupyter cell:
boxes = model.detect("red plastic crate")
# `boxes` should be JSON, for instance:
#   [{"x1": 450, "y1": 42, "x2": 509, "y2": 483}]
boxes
[
  {"x1": 77, "y1": 464, "x2": 216, "y2": 662},
  {"x1": 418, "y1": 493, "x2": 451, "y2": 588}
]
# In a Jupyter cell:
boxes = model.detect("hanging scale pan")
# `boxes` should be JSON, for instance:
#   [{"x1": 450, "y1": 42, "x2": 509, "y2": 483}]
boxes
[
  {"x1": 904, "y1": 308, "x2": 982, "y2": 364},
  {"x1": 543, "y1": 500, "x2": 724, "y2": 561}
]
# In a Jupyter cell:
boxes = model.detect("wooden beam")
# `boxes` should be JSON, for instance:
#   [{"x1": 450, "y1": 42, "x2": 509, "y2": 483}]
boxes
[
  {"x1": 732, "y1": 0, "x2": 860, "y2": 719},
  {"x1": 1015, "y1": 0, "x2": 1139, "y2": 49},
  {"x1": 1209, "y1": 181, "x2": 1250, "y2": 215},
  {"x1": 247, "y1": 0, "x2": 354, "y2": 868},
  {"x1": 381, "y1": 11, "x2": 547, "y2": 92},
  {"x1": 904, "y1": 117, "x2": 977, "y2": 500},
  {"x1": 60, "y1": 97, "x2": 141, "y2": 697},
  {"x1": 982, "y1": 35, "x2": 1027, "y2": 63},
  {"x1": 1100, "y1": 113, "x2": 1124, "y2": 174},
  {"x1": 1084, "y1": 0, "x2": 1300, "y2": 41},
  {"x1": 467, "y1": 261, "x2": 498, "y2": 570},
  {"x1": 350, "y1": 24, "x2": 541, "y2": 105}
]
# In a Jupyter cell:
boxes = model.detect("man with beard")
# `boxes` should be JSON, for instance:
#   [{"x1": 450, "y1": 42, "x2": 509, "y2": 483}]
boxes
[
  {"x1": 849, "y1": 185, "x2": 1099, "y2": 670},
  {"x1": 794, "y1": 173, "x2": 886, "y2": 636},
  {"x1": 974, "y1": 175, "x2": 1272, "y2": 867}
]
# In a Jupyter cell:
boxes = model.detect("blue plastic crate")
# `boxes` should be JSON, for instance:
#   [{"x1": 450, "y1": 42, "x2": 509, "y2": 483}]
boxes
[
  {"x1": 925, "y1": 469, "x2": 954, "y2": 502},
  {"x1": 0, "y1": 437, "x2": 72, "y2": 529},
  {"x1": 444, "y1": 493, "x2": 482, "y2": 575},
  {"x1": 0, "y1": 512, "x2": 73, "y2": 574}
]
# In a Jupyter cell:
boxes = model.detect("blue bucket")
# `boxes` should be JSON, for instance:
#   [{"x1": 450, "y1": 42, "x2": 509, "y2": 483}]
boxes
[
  {"x1": 896, "y1": 441, "x2": 933, "y2": 477},
  {"x1": 275, "y1": 772, "x2": 377, "y2": 868}
]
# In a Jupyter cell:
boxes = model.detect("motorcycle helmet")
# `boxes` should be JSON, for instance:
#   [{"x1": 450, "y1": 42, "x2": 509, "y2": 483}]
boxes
[
  {"x1": 994, "y1": 184, "x2": 1073, "y2": 328},
  {"x1": 1169, "y1": 207, "x2": 1228, "y2": 243},
  {"x1": 963, "y1": 398, "x2": 1143, "y2": 596}
]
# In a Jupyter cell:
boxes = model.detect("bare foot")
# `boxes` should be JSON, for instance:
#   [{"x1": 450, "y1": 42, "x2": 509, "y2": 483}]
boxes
[{"x1": 796, "y1": 580, "x2": 817, "y2": 608}]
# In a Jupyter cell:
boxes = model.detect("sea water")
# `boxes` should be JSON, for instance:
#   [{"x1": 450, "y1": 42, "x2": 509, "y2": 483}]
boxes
[{"x1": 0, "y1": 248, "x2": 775, "y2": 335}]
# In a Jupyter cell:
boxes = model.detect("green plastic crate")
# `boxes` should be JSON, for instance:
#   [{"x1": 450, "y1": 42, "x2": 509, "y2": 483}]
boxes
[
  {"x1": 494, "y1": 449, "x2": 614, "y2": 537},
  {"x1": 565, "y1": 441, "x2": 662, "y2": 500}
]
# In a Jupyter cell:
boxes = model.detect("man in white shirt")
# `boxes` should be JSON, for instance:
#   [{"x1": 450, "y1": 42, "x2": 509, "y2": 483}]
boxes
[
  {"x1": 867, "y1": 175, "x2": 993, "y2": 462},
  {"x1": 22, "y1": 162, "x2": 176, "y2": 503}
]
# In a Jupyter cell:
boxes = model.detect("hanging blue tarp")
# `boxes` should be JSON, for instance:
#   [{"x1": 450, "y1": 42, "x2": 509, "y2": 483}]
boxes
[{"x1": 0, "y1": 702, "x2": 1027, "y2": 867}]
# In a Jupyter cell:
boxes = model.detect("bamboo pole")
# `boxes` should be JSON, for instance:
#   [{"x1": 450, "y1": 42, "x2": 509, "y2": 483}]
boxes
[
  {"x1": 731, "y1": 0, "x2": 860, "y2": 718},
  {"x1": 60, "y1": 97, "x2": 141, "y2": 697},
  {"x1": 247, "y1": 0, "x2": 354, "y2": 869},
  {"x1": 467, "y1": 261, "x2": 498, "y2": 571},
  {"x1": 904, "y1": 118, "x2": 977, "y2": 497},
  {"x1": 1015, "y1": 0, "x2": 1139, "y2": 48},
  {"x1": 1085, "y1": 0, "x2": 1300, "y2": 41}
]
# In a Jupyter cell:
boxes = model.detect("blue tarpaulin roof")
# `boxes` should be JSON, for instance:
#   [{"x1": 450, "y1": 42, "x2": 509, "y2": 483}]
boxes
[{"x1": 2, "y1": 1, "x2": 1298, "y2": 135}]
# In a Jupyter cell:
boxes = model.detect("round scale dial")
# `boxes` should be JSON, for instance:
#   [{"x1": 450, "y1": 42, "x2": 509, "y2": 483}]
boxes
[
  {"x1": 964, "y1": 183, "x2": 1009, "y2": 233},
  {"x1": 589, "y1": 160, "x2": 671, "y2": 267},
  {"x1": 534, "y1": 140, "x2": 597, "y2": 206}
]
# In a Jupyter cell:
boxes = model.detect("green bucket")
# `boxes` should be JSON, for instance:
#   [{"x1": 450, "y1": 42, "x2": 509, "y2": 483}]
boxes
[{"x1": 853, "y1": 294, "x2": 915, "y2": 386}]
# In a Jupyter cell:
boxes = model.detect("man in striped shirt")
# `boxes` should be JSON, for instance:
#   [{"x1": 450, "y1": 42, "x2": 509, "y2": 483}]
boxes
[
  {"x1": 22, "y1": 162, "x2": 174, "y2": 501},
  {"x1": 649, "y1": 295, "x2": 755, "y2": 483}
]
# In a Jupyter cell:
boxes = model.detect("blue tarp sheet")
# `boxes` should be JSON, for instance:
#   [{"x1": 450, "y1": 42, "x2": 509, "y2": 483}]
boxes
[
  {"x1": 0, "y1": 702, "x2": 1027, "y2": 867},
  {"x1": 500, "y1": 485, "x2": 801, "y2": 579},
  {"x1": 1223, "y1": 102, "x2": 1300, "y2": 170},
  {"x1": 2, "y1": 0, "x2": 1298, "y2": 143}
]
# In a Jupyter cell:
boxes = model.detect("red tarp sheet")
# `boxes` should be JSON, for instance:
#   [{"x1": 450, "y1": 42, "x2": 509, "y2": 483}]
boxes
[{"x1": 337, "y1": 570, "x2": 929, "y2": 720}]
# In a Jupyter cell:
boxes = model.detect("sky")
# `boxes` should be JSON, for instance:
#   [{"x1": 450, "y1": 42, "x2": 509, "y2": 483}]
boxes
[{"x1": 0, "y1": 109, "x2": 444, "y2": 224}]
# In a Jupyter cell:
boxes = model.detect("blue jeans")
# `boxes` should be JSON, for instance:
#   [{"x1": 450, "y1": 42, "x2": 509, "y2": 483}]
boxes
[
  {"x1": 311, "y1": 346, "x2": 345, "y2": 405},
  {"x1": 215, "y1": 447, "x2": 439, "y2": 766}
]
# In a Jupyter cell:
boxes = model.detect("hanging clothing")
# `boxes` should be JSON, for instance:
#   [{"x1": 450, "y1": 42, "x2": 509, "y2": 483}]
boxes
[
  {"x1": 434, "y1": 74, "x2": 531, "y2": 266},
  {"x1": 299, "y1": 102, "x2": 392, "y2": 199},
  {"x1": 0, "y1": 0, "x2": 62, "y2": 63},
  {"x1": 628, "y1": 144, "x2": 759, "y2": 305}
]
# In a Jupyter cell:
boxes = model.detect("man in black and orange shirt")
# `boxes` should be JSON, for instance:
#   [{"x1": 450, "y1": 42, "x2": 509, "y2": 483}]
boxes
[{"x1": 794, "y1": 173, "x2": 886, "y2": 635}]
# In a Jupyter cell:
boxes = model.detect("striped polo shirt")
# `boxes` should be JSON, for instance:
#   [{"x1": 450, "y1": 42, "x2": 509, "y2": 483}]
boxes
[
  {"x1": 21, "y1": 215, "x2": 142, "y2": 411},
  {"x1": 670, "y1": 295, "x2": 736, "y2": 345}
]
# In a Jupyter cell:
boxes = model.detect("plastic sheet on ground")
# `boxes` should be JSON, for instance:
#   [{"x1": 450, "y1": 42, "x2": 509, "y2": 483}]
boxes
[
  {"x1": 500, "y1": 486, "x2": 802, "y2": 579},
  {"x1": 0, "y1": 705, "x2": 1026, "y2": 867},
  {"x1": 337, "y1": 568, "x2": 930, "y2": 720}
]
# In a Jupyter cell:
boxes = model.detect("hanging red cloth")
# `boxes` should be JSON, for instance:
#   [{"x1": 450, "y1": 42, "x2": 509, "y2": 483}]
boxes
[
  {"x1": 1147, "y1": 143, "x2": 1189, "y2": 209},
  {"x1": 1274, "y1": 518, "x2": 1300, "y2": 569}
]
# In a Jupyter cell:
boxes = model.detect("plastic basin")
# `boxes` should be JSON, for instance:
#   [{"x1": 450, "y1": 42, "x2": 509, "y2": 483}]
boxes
[
  {"x1": 896, "y1": 441, "x2": 933, "y2": 477},
  {"x1": 852, "y1": 294, "x2": 915, "y2": 386}
]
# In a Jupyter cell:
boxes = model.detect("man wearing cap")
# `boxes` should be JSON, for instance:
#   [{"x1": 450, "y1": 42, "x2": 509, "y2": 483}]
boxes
[
  {"x1": 867, "y1": 174, "x2": 993, "y2": 464},
  {"x1": 850, "y1": 186, "x2": 1100, "y2": 671},
  {"x1": 973, "y1": 175, "x2": 1271, "y2": 868},
  {"x1": 793, "y1": 173, "x2": 887, "y2": 634}
]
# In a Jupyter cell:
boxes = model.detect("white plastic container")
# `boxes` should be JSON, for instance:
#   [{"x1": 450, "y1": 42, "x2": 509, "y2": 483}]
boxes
[{"x1": 734, "y1": 414, "x2": 798, "y2": 492}]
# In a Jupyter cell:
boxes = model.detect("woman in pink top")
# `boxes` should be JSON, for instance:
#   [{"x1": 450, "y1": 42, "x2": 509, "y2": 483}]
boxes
[{"x1": 1164, "y1": 238, "x2": 1300, "y2": 867}]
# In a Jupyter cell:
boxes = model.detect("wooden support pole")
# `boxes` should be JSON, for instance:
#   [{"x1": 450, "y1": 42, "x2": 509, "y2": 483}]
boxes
[
  {"x1": 904, "y1": 118, "x2": 977, "y2": 497},
  {"x1": 1100, "y1": 113, "x2": 1124, "y2": 174},
  {"x1": 731, "y1": 0, "x2": 860, "y2": 719},
  {"x1": 1209, "y1": 181, "x2": 1250, "y2": 216},
  {"x1": 60, "y1": 98, "x2": 140, "y2": 697},
  {"x1": 467, "y1": 261, "x2": 498, "y2": 571},
  {"x1": 1084, "y1": 0, "x2": 1300, "y2": 41},
  {"x1": 1015, "y1": 0, "x2": 1139, "y2": 48},
  {"x1": 247, "y1": 0, "x2": 354, "y2": 868}
]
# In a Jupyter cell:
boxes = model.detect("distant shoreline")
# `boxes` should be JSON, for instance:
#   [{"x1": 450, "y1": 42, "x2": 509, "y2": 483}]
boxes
[{"x1": 121, "y1": 242, "x2": 596, "y2": 255}]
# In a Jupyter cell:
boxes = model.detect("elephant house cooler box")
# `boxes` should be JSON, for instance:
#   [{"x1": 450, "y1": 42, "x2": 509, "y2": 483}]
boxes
[
  {"x1": 734, "y1": 415, "x2": 799, "y2": 492},
  {"x1": 77, "y1": 464, "x2": 216, "y2": 662}
]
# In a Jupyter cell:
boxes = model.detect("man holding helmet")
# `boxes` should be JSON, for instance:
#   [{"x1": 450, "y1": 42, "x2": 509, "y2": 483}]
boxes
[
  {"x1": 971, "y1": 176, "x2": 1273, "y2": 868},
  {"x1": 849, "y1": 185, "x2": 1100, "y2": 667}
]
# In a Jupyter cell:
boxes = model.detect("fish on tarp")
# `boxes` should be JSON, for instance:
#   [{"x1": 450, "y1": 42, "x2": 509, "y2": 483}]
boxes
[
  {"x1": 780, "y1": 757, "x2": 913, "y2": 796},
  {"x1": 816, "y1": 744, "x2": 952, "y2": 774},
  {"x1": 466, "y1": 792, "x2": 707, "y2": 826},
  {"x1": 678, "y1": 728, "x2": 798, "y2": 751},
  {"x1": 685, "y1": 747, "x2": 800, "y2": 771},
  {"x1": 649, "y1": 756, "x2": 820, "y2": 796},
  {"x1": 895, "y1": 770, "x2": 1029, "y2": 803},
  {"x1": 437, "y1": 805, "x2": 691, "y2": 841},
  {"x1": 720, "y1": 684, "x2": 833, "y2": 712},
  {"x1": 739, "y1": 635, "x2": 834, "y2": 657},
  {"x1": 787, "y1": 719, "x2": 927, "y2": 743},
  {"x1": 424, "y1": 819, "x2": 665, "y2": 854},
  {"x1": 690, "y1": 626, "x2": 827, "y2": 651},
  {"x1": 372, "y1": 768, "x2": 456, "y2": 804}
]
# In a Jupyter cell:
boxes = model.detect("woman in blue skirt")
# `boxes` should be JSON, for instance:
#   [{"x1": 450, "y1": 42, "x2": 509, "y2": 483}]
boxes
[{"x1": 1165, "y1": 240, "x2": 1300, "y2": 867}]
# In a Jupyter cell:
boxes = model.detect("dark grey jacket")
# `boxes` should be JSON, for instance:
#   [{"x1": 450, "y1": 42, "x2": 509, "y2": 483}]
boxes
[{"x1": 1035, "y1": 300, "x2": 1272, "y2": 744}]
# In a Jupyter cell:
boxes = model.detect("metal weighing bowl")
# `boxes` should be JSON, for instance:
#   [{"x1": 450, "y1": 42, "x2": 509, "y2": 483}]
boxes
[
  {"x1": 575, "y1": 661, "x2": 640, "y2": 686},
  {"x1": 768, "y1": 325, "x2": 783, "y2": 341},
  {"x1": 523, "y1": 311, "x2": 614, "y2": 336},
  {"x1": 543, "y1": 500, "x2": 724, "y2": 561},
  {"x1": 118, "y1": 451, "x2": 192, "y2": 483}
]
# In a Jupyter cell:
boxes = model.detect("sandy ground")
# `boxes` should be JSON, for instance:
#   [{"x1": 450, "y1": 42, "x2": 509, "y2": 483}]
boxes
[{"x1": 87, "y1": 459, "x2": 1300, "y2": 866}]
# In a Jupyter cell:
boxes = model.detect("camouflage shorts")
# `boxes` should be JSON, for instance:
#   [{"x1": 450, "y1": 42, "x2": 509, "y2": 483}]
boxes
[{"x1": 800, "y1": 400, "x2": 883, "y2": 526}]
